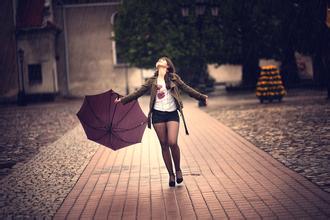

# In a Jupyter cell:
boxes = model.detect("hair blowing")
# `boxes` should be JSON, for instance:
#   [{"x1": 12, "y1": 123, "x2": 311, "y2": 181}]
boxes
[{"x1": 153, "y1": 56, "x2": 177, "y2": 90}]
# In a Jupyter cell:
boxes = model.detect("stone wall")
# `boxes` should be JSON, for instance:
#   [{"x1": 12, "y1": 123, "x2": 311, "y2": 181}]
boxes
[
  {"x1": 17, "y1": 30, "x2": 59, "y2": 94},
  {"x1": 0, "y1": 0, "x2": 19, "y2": 98}
]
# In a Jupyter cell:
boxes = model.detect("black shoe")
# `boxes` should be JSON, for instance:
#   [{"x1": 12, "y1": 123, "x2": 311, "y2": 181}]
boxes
[
  {"x1": 176, "y1": 169, "x2": 183, "y2": 184},
  {"x1": 169, "y1": 173, "x2": 176, "y2": 187}
]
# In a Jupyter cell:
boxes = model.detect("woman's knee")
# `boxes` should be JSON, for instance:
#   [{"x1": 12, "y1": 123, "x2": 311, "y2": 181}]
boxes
[
  {"x1": 160, "y1": 140, "x2": 169, "y2": 150},
  {"x1": 168, "y1": 141, "x2": 178, "y2": 149}
]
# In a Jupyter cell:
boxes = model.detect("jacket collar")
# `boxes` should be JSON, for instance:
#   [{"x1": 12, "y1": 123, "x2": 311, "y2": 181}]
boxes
[{"x1": 151, "y1": 74, "x2": 176, "y2": 89}]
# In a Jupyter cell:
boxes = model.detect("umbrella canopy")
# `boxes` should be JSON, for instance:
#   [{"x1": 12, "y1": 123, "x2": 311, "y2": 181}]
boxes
[{"x1": 76, "y1": 89, "x2": 148, "y2": 151}]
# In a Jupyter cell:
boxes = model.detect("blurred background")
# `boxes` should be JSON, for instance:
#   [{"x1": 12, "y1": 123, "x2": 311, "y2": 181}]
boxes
[
  {"x1": 0, "y1": 0, "x2": 329, "y2": 103},
  {"x1": 0, "y1": 1, "x2": 330, "y2": 218}
]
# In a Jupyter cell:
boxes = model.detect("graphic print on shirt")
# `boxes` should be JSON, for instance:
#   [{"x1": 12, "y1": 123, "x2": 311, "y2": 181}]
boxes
[
  {"x1": 156, "y1": 84, "x2": 165, "y2": 99},
  {"x1": 154, "y1": 78, "x2": 177, "y2": 112}
]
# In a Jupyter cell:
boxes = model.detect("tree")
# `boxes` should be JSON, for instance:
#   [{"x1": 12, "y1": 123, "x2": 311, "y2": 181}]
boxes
[
  {"x1": 216, "y1": 0, "x2": 299, "y2": 87},
  {"x1": 114, "y1": 0, "x2": 216, "y2": 90},
  {"x1": 272, "y1": 0, "x2": 329, "y2": 88},
  {"x1": 114, "y1": 0, "x2": 328, "y2": 91}
]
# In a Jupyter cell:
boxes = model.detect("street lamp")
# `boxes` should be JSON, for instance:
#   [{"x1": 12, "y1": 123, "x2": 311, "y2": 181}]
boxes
[
  {"x1": 180, "y1": 0, "x2": 219, "y2": 107},
  {"x1": 125, "y1": 63, "x2": 130, "y2": 95},
  {"x1": 181, "y1": 3, "x2": 189, "y2": 17},
  {"x1": 17, "y1": 48, "x2": 27, "y2": 106},
  {"x1": 211, "y1": 3, "x2": 219, "y2": 16},
  {"x1": 195, "y1": 0, "x2": 206, "y2": 16}
]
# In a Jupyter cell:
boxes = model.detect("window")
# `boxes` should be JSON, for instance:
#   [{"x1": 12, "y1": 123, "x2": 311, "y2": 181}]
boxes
[
  {"x1": 28, "y1": 64, "x2": 42, "y2": 85},
  {"x1": 111, "y1": 12, "x2": 126, "y2": 65}
]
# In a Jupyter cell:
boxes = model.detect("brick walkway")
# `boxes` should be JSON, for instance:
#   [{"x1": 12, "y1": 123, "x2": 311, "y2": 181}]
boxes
[{"x1": 54, "y1": 100, "x2": 330, "y2": 220}]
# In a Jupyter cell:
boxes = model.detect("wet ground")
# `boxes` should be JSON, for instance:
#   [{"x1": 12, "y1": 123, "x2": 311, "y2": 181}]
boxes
[
  {"x1": 0, "y1": 97, "x2": 82, "y2": 178},
  {"x1": 202, "y1": 88, "x2": 330, "y2": 193},
  {"x1": 0, "y1": 89, "x2": 329, "y2": 218}
]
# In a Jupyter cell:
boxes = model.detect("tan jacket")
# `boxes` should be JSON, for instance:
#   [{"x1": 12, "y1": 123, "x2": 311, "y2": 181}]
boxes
[{"x1": 120, "y1": 72, "x2": 207, "y2": 135}]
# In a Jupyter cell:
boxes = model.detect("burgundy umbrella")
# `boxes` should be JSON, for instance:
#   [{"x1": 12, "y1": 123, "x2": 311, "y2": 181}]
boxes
[{"x1": 76, "y1": 89, "x2": 148, "y2": 151}]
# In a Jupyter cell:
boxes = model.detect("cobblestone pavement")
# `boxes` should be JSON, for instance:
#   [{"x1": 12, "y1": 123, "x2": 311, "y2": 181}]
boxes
[
  {"x1": 0, "y1": 96, "x2": 101, "y2": 218},
  {"x1": 0, "y1": 98, "x2": 82, "y2": 178},
  {"x1": 0, "y1": 125, "x2": 99, "y2": 219},
  {"x1": 0, "y1": 96, "x2": 148, "y2": 219},
  {"x1": 0, "y1": 90, "x2": 329, "y2": 218},
  {"x1": 54, "y1": 96, "x2": 330, "y2": 219},
  {"x1": 202, "y1": 88, "x2": 330, "y2": 193}
]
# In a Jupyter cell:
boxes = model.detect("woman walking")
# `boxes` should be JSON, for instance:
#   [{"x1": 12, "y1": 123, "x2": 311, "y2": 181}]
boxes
[{"x1": 115, "y1": 57, "x2": 208, "y2": 187}]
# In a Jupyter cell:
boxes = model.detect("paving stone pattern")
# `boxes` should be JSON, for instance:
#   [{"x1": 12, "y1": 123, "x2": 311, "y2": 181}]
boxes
[
  {"x1": 0, "y1": 125, "x2": 99, "y2": 219},
  {"x1": 203, "y1": 89, "x2": 330, "y2": 193},
  {"x1": 0, "y1": 100, "x2": 81, "y2": 178},
  {"x1": 0, "y1": 92, "x2": 329, "y2": 219},
  {"x1": 0, "y1": 98, "x2": 100, "y2": 218},
  {"x1": 54, "y1": 101, "x2": 330, "y2": 219}
]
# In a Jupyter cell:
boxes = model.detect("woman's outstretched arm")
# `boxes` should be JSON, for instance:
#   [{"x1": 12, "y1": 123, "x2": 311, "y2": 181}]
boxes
[
  {"x1": 116, "y1": 78, "x2": 153, "y2": 105},
  {"x1": 173, "y1": 73, "x2": 208, "y2": 101}
]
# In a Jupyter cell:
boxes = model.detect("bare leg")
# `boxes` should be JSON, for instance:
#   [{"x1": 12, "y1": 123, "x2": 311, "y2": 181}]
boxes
[
  {"x1": 166, "y1": 120, "x2": 182, "y2": 182},
  {"x1": 153, "y1": 122, "x2": 174, "y2": 176}
]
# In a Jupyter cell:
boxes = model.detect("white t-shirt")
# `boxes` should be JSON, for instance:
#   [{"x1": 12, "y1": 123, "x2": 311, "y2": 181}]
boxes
[{"x1": 153, "y1": 78, "x2": 177, "y2": 112}]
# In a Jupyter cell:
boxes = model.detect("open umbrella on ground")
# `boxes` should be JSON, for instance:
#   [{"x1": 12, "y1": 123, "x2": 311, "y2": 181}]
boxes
[{"x1": 76, "y1": 89, "x2": 148, "y2": 151}]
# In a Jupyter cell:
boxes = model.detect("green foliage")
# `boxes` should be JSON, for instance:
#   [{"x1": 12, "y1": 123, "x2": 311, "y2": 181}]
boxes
[
  {"x1": 114, "y1": 0, "x2": 181, "y2": 68},
  {"x1": 114, "y1": 0, "x2": 327, "y2": 77}
]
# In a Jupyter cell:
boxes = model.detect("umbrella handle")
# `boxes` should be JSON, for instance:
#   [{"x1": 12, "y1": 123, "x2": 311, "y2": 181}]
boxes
[{"x1": 114, "y1": 93, "x2": 124, "y2": 105}]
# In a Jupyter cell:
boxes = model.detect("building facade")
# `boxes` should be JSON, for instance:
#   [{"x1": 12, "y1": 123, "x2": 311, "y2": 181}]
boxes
[
  {"x1": 1, "y1": 0, "x2": 329, "y2": 103},
  {"x1": 0, "y1": 0, "x2": 153, "y2": 103}
]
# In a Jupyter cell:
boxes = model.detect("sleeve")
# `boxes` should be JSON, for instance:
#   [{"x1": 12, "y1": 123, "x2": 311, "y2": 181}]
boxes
[
  {"x1": 120, "y1": 77, "x2": 152, "y2": 105},
  {"x1": 174, "y1": 74, "x2": 208, "y2": 101}
]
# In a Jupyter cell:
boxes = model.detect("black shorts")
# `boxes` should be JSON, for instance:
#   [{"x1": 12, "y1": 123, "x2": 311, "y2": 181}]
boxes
[{"x1": 152, "y1": 109, "x2": 180, "y2": 124}]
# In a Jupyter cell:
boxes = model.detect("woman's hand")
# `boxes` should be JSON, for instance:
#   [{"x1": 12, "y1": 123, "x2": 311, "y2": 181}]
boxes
[
  {"x1": 204, "y1": 95, "x2": 208, "y2": 105},
  {"x1": 114, "y1": 97, "x2": 122, "y2": 103}
]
